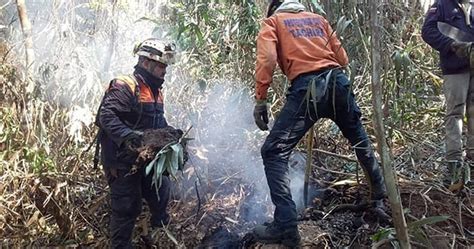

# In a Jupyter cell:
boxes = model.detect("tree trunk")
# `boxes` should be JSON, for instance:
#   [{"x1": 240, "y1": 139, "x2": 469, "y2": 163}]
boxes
[
  {"x1": 16, "y1": 0, "x2": 35, "y2": 95},
  {"x1": 369, "y1": 1, "x2": 411, "y2": 248}
]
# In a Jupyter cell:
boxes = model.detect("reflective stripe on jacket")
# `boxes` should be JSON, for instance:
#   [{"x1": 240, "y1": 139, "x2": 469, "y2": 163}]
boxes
[{"x1": 255, "y1": 11, "x2": 348, "y2": 100}]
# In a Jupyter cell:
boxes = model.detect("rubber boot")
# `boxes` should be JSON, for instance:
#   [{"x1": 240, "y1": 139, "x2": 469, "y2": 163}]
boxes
[
  {"x1": 151, "y1": 214, "x2": 170, "y2": 228},
  {"x1": 445, "y1": 160, "x2": 463, "y2": 186},
  {"x1": 253, "y1": 222, "x2": 301, "y2": 248},
  {"x1": 360, "y1": 159, "x2": 386, "y2": 201},
  {"x1": 464, "y1": 157, "x2": 473, "y2": 188}
]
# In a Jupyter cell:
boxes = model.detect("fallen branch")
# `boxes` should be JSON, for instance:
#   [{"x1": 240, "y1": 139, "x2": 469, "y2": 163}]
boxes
[
  {"x1": 314, "y1": 165, "x2": 357, "y2": 177},
  {"x1": 313, "y1": 148, "x2": 358, "y2": 162}
]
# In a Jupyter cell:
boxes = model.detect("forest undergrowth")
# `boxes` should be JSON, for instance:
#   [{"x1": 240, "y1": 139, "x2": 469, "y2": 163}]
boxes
[{"x1": 0, "y1": 0, "x2": 473, "y2": 248}]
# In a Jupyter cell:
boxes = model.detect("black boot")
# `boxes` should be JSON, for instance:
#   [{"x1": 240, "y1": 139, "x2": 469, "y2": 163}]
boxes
[
  {"x1": 151, "y1": 214, "x2": 170, "y2": 228},
  {"x1": 252, "y1": 222, "x2": 301, "y2": 247},
  {"x1": 361, "y1": 159, "x2": 386, "y2": 201}
]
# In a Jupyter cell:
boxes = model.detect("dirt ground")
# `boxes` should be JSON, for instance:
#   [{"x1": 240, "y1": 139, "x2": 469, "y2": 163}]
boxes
[
  {"x1": 128, "y1": 173, "x2": 473, "y2": 248},
  {"x1": 9, "y1": 140, "x2": 471, "y2": 248}
]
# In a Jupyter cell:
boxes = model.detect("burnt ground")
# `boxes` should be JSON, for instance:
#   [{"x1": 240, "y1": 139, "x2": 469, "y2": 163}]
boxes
[
  {"x1": 123, "y1": 182, "x2": 472, "y2": 249},
  {"x1": 15, "y1": 137, "x2": 471, "y2": 248},
  {"x1": 124, "y1": 164, "x2": 473, "y2": 248},
  {"x1": 14, "y1": 152, "x2": 472, "y2": 248}
]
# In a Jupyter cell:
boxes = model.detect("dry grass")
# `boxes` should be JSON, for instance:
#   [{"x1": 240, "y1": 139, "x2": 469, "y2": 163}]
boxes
[{"x1": 0, "y1": 1, "x2": 472, "y2": 248}]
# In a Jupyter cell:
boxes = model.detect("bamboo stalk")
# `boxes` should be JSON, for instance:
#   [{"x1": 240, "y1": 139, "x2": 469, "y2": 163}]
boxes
[
  {"x1": 304, "y1": 126, "x2": 315, "y2": 207},
  {"x1": 16, "y1": 0, "x2": 35, "y2": 95},
  {"x1": 370, "y1": 1, "x2": 411, "y2": 248}
]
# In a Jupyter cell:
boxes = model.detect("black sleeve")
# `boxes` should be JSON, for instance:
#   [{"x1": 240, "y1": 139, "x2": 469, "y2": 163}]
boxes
[{"x1": 98, "y1": 80, "x2": 135, "y2": 146}]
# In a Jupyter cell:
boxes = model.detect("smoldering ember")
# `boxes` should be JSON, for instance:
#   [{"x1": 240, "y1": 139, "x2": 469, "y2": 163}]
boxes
[{"x1": 0, "y1": 0, "x2": 472, "y2": 248}]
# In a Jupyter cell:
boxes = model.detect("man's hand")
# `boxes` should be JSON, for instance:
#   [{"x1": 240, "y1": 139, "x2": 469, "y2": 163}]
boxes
[
  {"x1": 253, "y1": 101, "x2": 269, "y2": 131},
  {"x1": 123, "y1": 130, "x2": 143, "y2": 154},
  {"x1": 451, "y1": 41, "x2": 472, "y2": 58}
]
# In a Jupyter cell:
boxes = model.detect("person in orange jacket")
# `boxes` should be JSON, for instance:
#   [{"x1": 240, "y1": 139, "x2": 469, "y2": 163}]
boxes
[{"x1": 252, "y1": 0, "x2": 386, "y2": 246}]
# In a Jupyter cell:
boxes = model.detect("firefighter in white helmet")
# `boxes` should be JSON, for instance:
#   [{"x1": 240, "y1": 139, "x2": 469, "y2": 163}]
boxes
[{"x1": 96, "y1": 38, "x2": 179, "y2": 248}]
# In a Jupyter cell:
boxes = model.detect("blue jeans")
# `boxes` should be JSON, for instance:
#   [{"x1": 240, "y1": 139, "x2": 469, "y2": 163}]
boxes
[{"x1": 261, "y1": 69, "x2": 384, "y2": 227}]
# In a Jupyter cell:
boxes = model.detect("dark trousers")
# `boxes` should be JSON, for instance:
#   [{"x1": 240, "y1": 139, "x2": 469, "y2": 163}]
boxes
[
  {"x1": 261, "y1": 69, "x2": 383, "y2": 227},
  {"x1": 105, "y1": 167, "x2": 170, "y2": 249}
]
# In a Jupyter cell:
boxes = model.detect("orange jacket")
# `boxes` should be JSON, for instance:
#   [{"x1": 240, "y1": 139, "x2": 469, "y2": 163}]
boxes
[{"x1": 255, "y1": 11, "x2": 349, "y2": 101}]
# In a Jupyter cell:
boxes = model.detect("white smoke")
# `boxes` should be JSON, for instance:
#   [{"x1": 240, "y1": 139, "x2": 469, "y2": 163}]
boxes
[
  {"x1": 164, "y1": 78, "x2": 272, "y2": 215},
  {"x1": 3, "y1": 0, "x2": 169, "y2": 143},
  {"x1": 164, "y1": 73, "x2": 310, "y2": 223},
  {"x1": 4, "y1": 0, "x2": 309, "y2": 224}
]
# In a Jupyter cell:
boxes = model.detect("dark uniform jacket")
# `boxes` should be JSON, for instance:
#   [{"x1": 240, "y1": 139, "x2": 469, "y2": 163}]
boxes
[
  {"x1": 98, "y1": 71, "x2": 168, "y2": 169},
  {"x1": 422, "y1": 0, "x2": 474, "y2": 74}
]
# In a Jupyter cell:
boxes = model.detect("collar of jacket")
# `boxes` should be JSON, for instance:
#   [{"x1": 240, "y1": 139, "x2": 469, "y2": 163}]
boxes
[
  {"x1": 133, "y1": 65, "x2": 164, "y2": 91},
  {"x1": 275, "y1": 0, "x2": 305, "y2": 14}
]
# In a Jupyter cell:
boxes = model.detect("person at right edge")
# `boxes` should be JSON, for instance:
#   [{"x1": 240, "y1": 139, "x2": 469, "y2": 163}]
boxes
[
  {"x1": 422, "y1": 0, "x2": 473, "y2": 187},
  {"x1": 252, "y1": 0, "x2": 387, "y2": 247}
]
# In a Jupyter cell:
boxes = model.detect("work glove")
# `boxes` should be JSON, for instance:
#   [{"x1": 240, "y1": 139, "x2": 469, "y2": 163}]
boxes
[
  {"x1": 123, "y1": 130, "x2": 143, "y2": 155},
  {"x1": 451, "y1": 41, "x2": 472, "y2": 59},
  {"x1": 253, "y1": 100, "x2": 269, "y2": 131}
]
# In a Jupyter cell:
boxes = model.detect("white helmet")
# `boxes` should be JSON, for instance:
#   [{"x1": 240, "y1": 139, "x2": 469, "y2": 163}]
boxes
[{"x1": 134, "y1": 38, "x2": 176, "y2": 65}]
